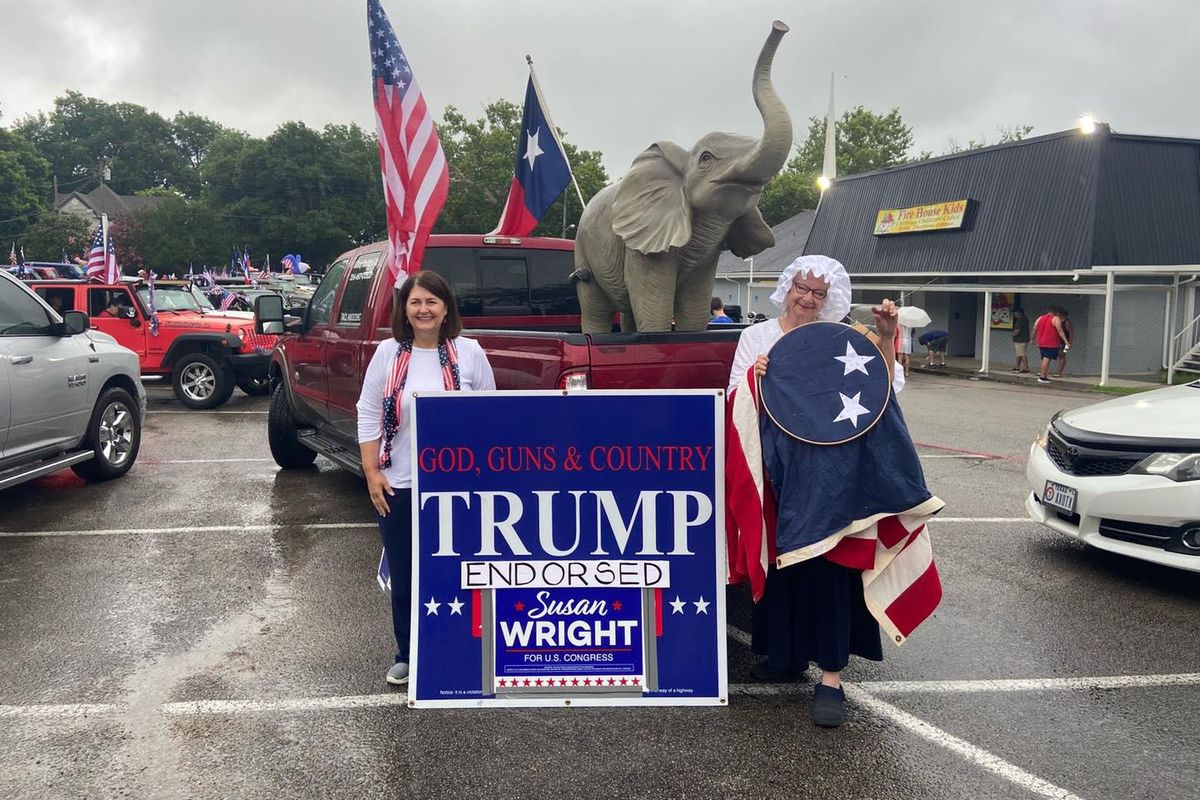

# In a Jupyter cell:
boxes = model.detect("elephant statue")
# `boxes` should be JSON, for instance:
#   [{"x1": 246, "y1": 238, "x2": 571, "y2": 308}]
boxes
[{"x1": 572, "y1": 21, "x2": 793, "y2": 333}]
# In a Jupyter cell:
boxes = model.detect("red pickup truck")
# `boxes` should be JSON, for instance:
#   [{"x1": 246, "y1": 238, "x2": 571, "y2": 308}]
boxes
[{"x1": 257, "y1": 234, "x2": 740, "y2": 472}]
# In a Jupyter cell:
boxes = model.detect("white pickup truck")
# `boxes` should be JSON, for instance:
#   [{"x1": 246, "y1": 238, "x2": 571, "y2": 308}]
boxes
[{"x1": 0, "y1": 270, "x2": 145, "y2": 490}]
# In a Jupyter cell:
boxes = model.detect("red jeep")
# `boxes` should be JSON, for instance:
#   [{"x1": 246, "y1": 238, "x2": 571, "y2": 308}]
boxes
[{"x1": 28, "y1": 279, "x2": 277, "y2": 409}]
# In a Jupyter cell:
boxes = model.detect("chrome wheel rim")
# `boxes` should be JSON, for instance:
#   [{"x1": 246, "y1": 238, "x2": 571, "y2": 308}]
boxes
[
  {"x1": 181, "y1": 362, "x2": 217, "y2": 402},
  {"x1": 98, "y1": 401, "x2": 134, "y2": 466}
]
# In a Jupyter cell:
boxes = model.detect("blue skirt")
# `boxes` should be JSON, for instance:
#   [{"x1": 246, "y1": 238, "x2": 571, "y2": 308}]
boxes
[{"x1": 750, "y1": 557, "x2": 883, "y2": 672}]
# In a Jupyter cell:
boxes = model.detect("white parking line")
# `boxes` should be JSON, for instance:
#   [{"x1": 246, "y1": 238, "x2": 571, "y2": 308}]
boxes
[
  {"x1": 861, "y1": 673, "x2": 1200, "y2": 694},
  {"x1": 0, "y1": 522, "x2": 378, "y2": 538},
  {"x1": 845, "y1": 686, "x2": 1085, "y2": 800},
  {"x1": 148, "y1": 410, "x2": 267, "y2": 415},
  {"x1": 0, "y1": 518, "x2": 1038, "y2": 539},
  {"x1": 5, "y1": 670, "x2": 1194, "y2": 715},
  {"x1": 142, "y1": 458, "x2": 275, "y2": 464}
]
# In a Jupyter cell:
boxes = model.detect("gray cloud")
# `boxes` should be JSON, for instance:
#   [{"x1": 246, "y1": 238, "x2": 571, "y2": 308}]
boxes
[{"x1": 3, "y1": 0, "x2": 1198, "y2": 180}]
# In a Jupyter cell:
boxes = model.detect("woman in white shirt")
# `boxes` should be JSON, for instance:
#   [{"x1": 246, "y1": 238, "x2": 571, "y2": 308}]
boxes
[{"x1": 356, "y1": 270, "x2": 495, "y2": 686}]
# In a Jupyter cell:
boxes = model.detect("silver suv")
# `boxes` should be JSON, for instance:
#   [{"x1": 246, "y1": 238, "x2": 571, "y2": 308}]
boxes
[{"x1": 0, "y1": 270, "x2": 145, "y2": 489}]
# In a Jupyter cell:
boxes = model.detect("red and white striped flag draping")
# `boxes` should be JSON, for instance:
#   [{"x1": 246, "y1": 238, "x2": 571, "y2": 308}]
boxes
[
  {"x1": 725, "y1": 367, "x2": 944, "y2": 645},
  {"x1": 367, "y1": 0, "x2": 449, "y2": 288}
]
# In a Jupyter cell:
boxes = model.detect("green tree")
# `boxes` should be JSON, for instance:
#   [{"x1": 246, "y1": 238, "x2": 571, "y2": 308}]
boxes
[
  {"x1": 0, "y1": 128, "x2": 51, "y2": 242},
  {"x1": 759, "y1": 106, "x2": 917, "y2": 225},
  {"x1": 435, "y1": 100, "x2": 609, "y2": 237},
  {"x1": 18, "y1": 211, "x2": 91, "y2": 262},
  {"x1": 15, "y1": 91, "x2": 192, "y2": 196},
  {"x1": 117, "y1": 196, "x2": 234, "y2": 272},
  {"x1": 943, "y1": 124, "x2": 1034, "y2": 154}
]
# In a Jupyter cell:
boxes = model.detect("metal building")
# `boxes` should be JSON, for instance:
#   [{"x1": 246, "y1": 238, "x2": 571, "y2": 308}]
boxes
[{"x1": 789, "y1": 126, "x2": 1199, "y2": 384}]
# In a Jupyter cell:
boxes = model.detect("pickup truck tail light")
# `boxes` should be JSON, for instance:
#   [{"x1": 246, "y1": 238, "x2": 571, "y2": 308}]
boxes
[{"x1": 559, "y1": 370, "x2": 589, "y2": 391}]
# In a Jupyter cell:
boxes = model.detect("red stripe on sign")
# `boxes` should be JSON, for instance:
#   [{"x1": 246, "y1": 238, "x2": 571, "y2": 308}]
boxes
[
  {"x1": 472, "y1": 589, "x2": 482, "y2": 638},
  {"x1": 885, "y1": 561, "x2": 943, "y2": 639},
  {"x1": 655, "y1": 588, "x2": 663, "y2": 637}
]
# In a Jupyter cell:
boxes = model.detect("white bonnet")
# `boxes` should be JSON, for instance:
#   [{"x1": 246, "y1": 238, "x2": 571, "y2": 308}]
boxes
[{"x1": 768, "y1": 255, "x2": 853, "y2": 322}]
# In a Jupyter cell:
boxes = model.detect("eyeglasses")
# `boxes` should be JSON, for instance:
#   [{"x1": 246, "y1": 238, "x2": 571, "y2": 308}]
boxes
[{"x1": 790, "y1": 284, "x2": 828, "y2": 300}]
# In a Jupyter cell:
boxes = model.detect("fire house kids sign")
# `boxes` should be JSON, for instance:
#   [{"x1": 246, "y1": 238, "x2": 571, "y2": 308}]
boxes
[{"x1": 409, "y1": 390, "x2": 726, "y2": 708}]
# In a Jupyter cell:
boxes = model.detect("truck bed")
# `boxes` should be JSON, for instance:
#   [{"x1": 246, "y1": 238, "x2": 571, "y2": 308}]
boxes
[{"x1": 467, "y1": 327, "x2": 745, "y2": 392}]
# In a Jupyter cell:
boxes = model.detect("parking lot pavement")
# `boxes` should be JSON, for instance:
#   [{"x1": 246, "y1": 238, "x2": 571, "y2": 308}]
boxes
[{"x1": 2, "y1": 377, "x2": 1197, "y2": 799}]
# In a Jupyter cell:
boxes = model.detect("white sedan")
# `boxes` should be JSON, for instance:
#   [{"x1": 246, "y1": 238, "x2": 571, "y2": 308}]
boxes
[{"x1": 1025, "y1": 381, "x2": 1200, "y2": 571}]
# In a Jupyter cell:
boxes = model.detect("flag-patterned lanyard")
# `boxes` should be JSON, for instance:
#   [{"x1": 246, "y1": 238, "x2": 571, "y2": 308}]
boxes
[{"x1": 379, "y1": 337, "x2": 460, "y2": 469}]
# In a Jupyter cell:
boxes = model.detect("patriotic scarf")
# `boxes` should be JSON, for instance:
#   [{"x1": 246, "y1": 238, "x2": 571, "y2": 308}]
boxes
[
  {"x1": 379, "y1": 337, "x2": 460, "y2": 469},
  {"x1": 726, "y1": 366, "x2": 944, "y2": 645}
]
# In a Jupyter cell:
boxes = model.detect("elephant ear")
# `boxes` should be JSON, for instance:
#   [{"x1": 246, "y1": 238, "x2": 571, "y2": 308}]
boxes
[
  {"x1": 612, "y1": 141, "x2": 692, "y2": 255},
  {"x1": 724, "y1": 206, "x2": 775, "y2": 258}
]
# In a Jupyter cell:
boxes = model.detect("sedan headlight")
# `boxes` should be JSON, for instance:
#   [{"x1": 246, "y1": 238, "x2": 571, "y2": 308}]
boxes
[
  {"x1": 1130, "y1": 453, "x2": 1200, "y2": 482},
  {"x1": 1032, "y1": 424, "x2": 1050, "y2": 451}
]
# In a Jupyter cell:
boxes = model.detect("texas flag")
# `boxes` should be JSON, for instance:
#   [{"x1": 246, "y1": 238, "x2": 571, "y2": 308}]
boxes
[{"x1": 490, "y1": 75, "x2": 572, "y2": 237}]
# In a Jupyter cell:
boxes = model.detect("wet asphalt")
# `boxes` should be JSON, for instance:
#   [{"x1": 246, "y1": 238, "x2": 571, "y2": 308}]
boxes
[{"x1": 1, "y1": 375, "x2": 1197, "y2": 800}]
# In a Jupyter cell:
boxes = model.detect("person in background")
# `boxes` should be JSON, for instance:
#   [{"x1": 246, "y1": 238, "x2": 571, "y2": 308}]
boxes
[
  {"x1": 99, "y1": 297, "x2": 122, "y2": 318},
  {"x1": 919, "y1": 329, "x2": 949, "y2": 367},
  {"x1": 710, "y1": 297, "x2": 734, "y2": 324},
  {"x1": 895, "y1": 322, "x2": 913, "y2": 377},
  {"x1": 1010, "y1": 308, "x2": 1031, "y2": 373},
  {"x1": 356, "y1": 271, "x2": 496, "y2": 686},
  {"x1": 1033, "y1": 305, "x2": 1067, "y2": 384},
  {"x1": 1055, "y1": 308, "x2": 1075, "y2": 378}
]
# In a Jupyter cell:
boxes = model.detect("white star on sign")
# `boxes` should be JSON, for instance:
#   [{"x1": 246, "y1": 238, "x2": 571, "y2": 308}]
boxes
[
  {"x1": 693, "y1": 596, "x2": 710, "y2": 615},
  {"x1": 424, "y1": 597, "x2": 441, "y2": 616},
  {"x1": 834, "y1": 392, "x2": 871, "y2": 428},
  {"x1": 834, "y1": 341, "x2": 875, "y2": 376},
  {"x1": 669, "y1": 596, "x2": 686, "y2": 615},
  {"x1": 447, "y1": 597, "x2": 464, "y2": 616},
  {"x1": 523, "y1": 128, "x2": 544, "y2": 171}
]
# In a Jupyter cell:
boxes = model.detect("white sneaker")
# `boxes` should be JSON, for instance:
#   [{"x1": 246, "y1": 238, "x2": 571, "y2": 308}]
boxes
[{"x1": 386, "y1": 662, "x2": 409, "y2": 685}]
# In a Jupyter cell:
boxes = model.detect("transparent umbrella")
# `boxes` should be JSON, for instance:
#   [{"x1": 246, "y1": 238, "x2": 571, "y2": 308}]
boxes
[{"x1": 898, "y1": 306, "x2": 932, "y2": 328}]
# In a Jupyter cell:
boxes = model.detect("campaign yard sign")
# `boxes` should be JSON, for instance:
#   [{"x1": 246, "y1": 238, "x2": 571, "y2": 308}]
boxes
[{"x1": 409, "y1": 390, "x2": 726, "y2": 708}]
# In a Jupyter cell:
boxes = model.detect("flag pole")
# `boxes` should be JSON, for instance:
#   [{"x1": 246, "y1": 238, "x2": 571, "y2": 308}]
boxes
[{"x1": 526, "y1": 55, "x2": 586, "y2": 209}]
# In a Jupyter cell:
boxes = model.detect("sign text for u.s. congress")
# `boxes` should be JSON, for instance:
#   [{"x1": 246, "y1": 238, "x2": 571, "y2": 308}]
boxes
[{"x1": 409, "y1": 391, "x2": 726, "y2": 708}]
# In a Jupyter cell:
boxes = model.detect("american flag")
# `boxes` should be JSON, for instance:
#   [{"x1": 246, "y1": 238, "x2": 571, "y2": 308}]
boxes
[
  {"x1": 85, "y1": 218, "x2": 118, "y2": 283},
  {"x1": 368, "y1": 0, "x2": 449, "y2": 286},
  {"x1": 147, "y1": 271, "x2": 160, "y2": 336},
  {"x1": 218, "y1": 289, "x2": 238, "y2": 311},
  {"x1": 8, "y1": 243, "x2": 16, "y2": 266},
  {"x1": 725, "y1": 323, "x2": 945, "y2": 645}
]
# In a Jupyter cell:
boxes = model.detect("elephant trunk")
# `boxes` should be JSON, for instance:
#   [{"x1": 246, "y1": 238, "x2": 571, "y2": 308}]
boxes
[{"x1": 738, "y1": 20, "x2": 794, "y2": 183}]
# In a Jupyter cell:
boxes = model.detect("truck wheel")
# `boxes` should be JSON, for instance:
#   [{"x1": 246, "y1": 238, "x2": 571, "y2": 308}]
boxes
[
  {"x1": 268, "y1": 383, "x2": 317, "y2": 468},
  {"x1": 173, "y1": 353, "x2": 235, "y2": 409},
  {"x1": 237, "y1": 374, "x2": 271, "y2": 396},
  {"x1": 71, "y1": 387, "x2": 141, "y2": 482}
]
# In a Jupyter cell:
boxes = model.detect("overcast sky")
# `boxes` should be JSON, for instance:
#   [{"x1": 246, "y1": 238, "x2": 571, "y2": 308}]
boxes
[{"x1": 4, "y1": 0, "x2": 1199, "y2": 179}]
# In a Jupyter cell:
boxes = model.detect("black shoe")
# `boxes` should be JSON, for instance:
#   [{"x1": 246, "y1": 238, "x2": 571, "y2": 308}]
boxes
[
  {"x1": 811, "y1": 684, "x2": 846, "y2": 727},
  {"x1": 750, "y1": 661, "x2": 808, "y2": 683}
]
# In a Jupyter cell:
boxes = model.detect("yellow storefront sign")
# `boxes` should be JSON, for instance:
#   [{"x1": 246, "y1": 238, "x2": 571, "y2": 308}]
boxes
[{"x1": 874, "y1": 199, "x2": 969, "y2": 235}]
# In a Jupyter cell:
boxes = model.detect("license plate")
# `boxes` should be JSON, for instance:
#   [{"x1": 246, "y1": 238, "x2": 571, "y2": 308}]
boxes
[{"x1": 1043, "y1": 480, "x2": 1077, "y2": 514}]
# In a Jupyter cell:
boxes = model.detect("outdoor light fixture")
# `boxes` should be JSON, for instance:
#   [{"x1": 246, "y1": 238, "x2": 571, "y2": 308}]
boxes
[
  {"x1": 816, "y1": 175, "x2": 832, "y2": 191},
  {"x1": 1078, "y1": 114, "x2": 1098, "y2": 134}
]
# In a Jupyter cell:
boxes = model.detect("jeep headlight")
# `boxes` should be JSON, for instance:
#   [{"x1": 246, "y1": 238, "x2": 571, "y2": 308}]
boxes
[{"x1": 1131, "y1": 452, "x2": 1200, "y2": 482}]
